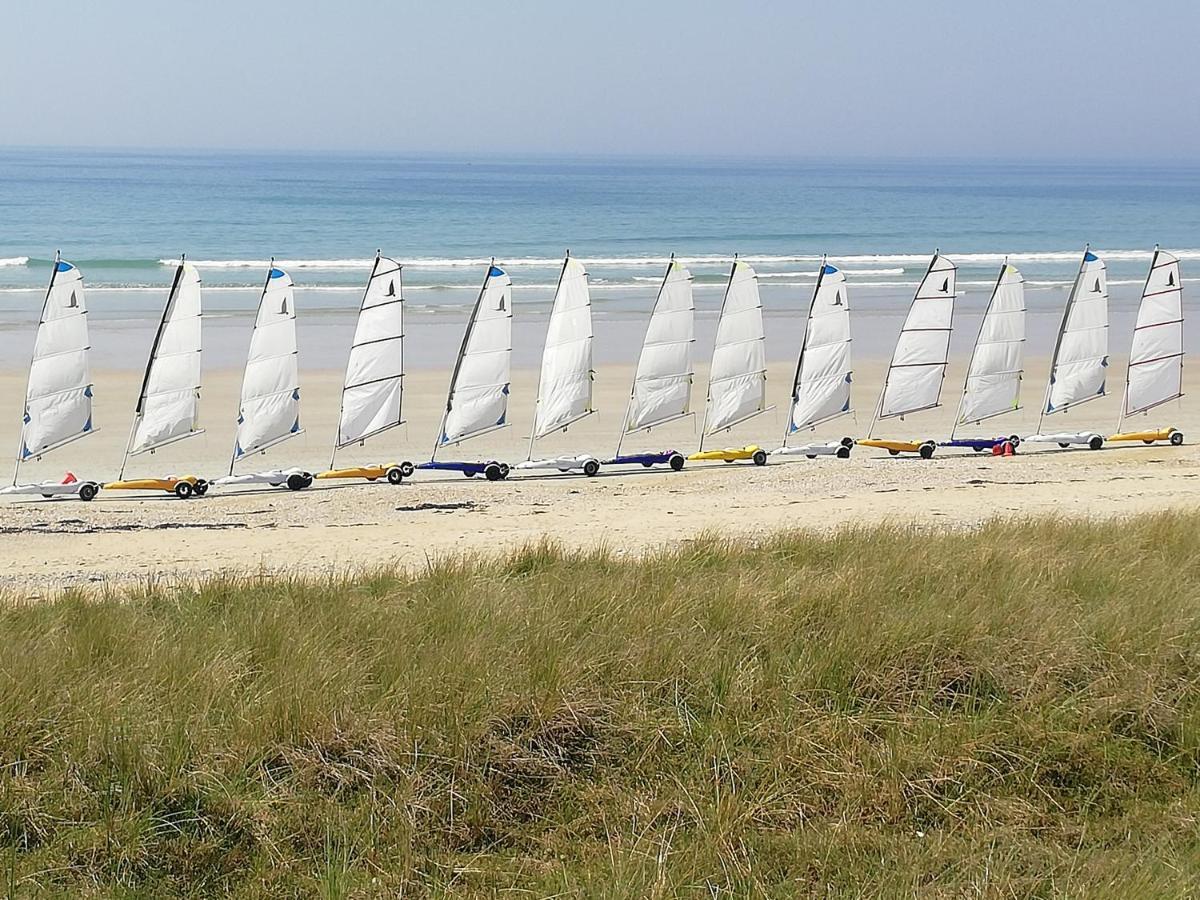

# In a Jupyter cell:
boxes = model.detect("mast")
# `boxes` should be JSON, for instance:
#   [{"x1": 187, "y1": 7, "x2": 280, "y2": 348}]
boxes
[
  {"x1": 432, "y1": 261, "x2": 494, "y2": 461},
  {"x1": 782, "y1": 254, "x2": 828, "y2": 447},
  {"x1": 528, "y1": 252, "x2": 572, "y2": 461}
]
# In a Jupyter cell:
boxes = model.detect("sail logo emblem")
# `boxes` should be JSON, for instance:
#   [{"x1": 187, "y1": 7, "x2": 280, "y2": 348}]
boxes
[
  {"x1": 1168, "y1": 271, "x2": 1176, "y2": 287},
  {"x1": 833, "y1": 290, "x2": 843, "y2": 306},
  {"x1": 68, "y1": 291, "x2": 78, "y2": 308},
  {"x1": 940, "y1": 278, "x2": 950, "y2": 293},
  {"x1": 280, "y1": 297, "x2": 288, "y2": 314},
  {"x1": 386, "y1": 281, "x2": 396, "y2": 297},
  {"x1": 497, "y1": 295, "x2": 505, "y2": 311},
  {"x1": 1092, "y1": 279, "x2": 1101, "y2": 293}
]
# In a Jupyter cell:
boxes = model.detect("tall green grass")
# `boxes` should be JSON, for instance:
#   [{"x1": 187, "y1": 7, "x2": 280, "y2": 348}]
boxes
[{"x1": 2, "y1": 514, "x2": 1200, "y2": 896}]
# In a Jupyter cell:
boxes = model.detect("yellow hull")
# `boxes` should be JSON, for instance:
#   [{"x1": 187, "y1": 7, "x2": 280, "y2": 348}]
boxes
[
  {"x1": 316, "y1": 465, "x2": 389, "y2": 480},
  {"x1": 1107, "y1": 427, "x2": 1181, "y2": 445},
  {"x1": 687, "y1": 445, "x2": 764, "y2": 463},
  {"x1": 858, "y1": 438, "x2": 922, "y2": 453},
  {"x1": 103, "y1": 476, "x2": 204, "y2": 496}
]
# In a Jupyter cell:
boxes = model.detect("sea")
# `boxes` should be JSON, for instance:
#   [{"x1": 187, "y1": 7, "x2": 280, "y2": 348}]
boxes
[{"x1": 1, "y1": 148, "x2": 1199, "y2": 368}]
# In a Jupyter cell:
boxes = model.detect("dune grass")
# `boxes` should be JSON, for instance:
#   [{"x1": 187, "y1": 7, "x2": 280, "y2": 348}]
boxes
[{"x1": 1, "y1": 513, "x2": 1200, "y2": 896}]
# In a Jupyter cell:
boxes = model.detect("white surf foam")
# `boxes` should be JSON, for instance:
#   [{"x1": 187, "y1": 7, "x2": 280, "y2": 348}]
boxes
[{"x1": 0, "y1": 257, "x2": 29, "y2": 267}]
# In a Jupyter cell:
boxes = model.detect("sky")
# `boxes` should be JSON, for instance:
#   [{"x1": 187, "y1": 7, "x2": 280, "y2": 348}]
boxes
[{"x1": 2, "y1": 0, "x2": 1199, "y2": 159}]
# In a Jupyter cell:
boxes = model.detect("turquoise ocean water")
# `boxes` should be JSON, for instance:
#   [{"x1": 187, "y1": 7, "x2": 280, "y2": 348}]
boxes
[{"x1": 1, "y1": 148, "x2": 1198, "y2": 368}]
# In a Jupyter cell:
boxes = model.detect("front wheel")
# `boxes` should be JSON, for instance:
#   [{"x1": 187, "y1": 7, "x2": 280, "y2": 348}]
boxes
[
  {"x1": 194, "y1": 481, "x2": 209, "y2": 496},
  {"x1": 919, "y1": 443, "x2": 935, "y2": 460},
  {"x1": 1143, "y1": 440, "x2": 1155, "y2": 445},
  {"x1": 399, "y1": 461, "x2": 415, "y2": 477},
  {"x1": 484, "y1": 463, "x2": 503, "y2": 481},
  {"x1": 1088, "y1": 435, "x2": 1104, "y2": 451},
  {"x1": 583, "y1": 459, "x2": 600, "y2": 477},
  {"x1": 386, "y1": 467, "x2": 404, "y2": 485},
  {"x1": 174, "y1": 481, "x2": 193, "y2": 499},
  {"x1": 78, "y1": 483, "x2": 98, "y2": 502},
  {"x1": 1171, "y1": 431, "x2": 1185, "y2": 446},
  {"x1": 286, "y1": 473, "x2": 308, "y2": 491},
  {"x1": 752, "y1": 450, "x2": 767, "y2": 466},
  {"x1": 888, "y1": 449, "x2": 899, "y2": 456},
  {"x1": 669, "y1": 454, "x2": 685, "y2": 472},
  {"x1": 836, "y1": 446, "x2": 851, "y2": 459},
  {"x1": 1058, "y1": 442, "x2": 1071, "y2": 449},
  {"x1": 806, "y1": 454, "x2": 817, "y2": 460}
]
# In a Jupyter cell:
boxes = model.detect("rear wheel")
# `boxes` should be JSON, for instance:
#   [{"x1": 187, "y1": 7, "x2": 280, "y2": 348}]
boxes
[
  {"x1": 642, "y1": 462, "x2": 652, "y2": 467},
  {"x1": 174, "y1": 481, "x2": 193, "y2": 499},
  {"x1": 583, "y1": 459, "x2": 600, "y2": 477},
  {"x1": 78, "y1": 483, "x2": 98, "y2": 502},
  {"x1": 840, "y1": 437, "x2": 854, "y2": 448},
  {"x1": 1171, "y1": 431, "x2": 1185, "y2": 446},
  {"x1": 1088, "y1": 435, "x2": 1104, "y2": 451},
  {"x1": 806, "y1": 454, "x2": 817, "y2": 460},
  {"x1": 484, "y1": 463, "x2": 503, "y2": 481},
  {"x1": 286, "y1": 473, "x2": 308, "y2": 491},
  {"x1": 669, "y1": 454, "x2": 685, "y2": 471},
  {"x1": 399, "y1": 461, "x2": 415, "y2": 477},
  {"x1": 386, "y1": 467, "x2": 404, "y2": 485},
  {"x1": 888, "y1": 449, "x2": 899, "y2": 456},
  {"x1": 919, "y1": 443, "x2": 935, "y2": 460},
  {"x1": 973, "y1": 446, "x2": 985, "y2": 452},
  {"x1": 1143, "y1": 439, "x2": 1155, "y2": 445},
  {"x1": 1058, "y1": 442, "x2": 1071, "y2": 449},
  {"x1": 836, "y1": 446, "x2": 851, "y2": 459},
  {"x1": 194, "y1": 481, "x2": 208, "y2": 496},
  {"x1": 752, "y1": 449, "x2": 767, "y2": 466}
]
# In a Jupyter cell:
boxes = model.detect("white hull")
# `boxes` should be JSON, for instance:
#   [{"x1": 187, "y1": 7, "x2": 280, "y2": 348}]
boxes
[
  {"x1": 1024, "y1": 431, "x2": 1104, "y2": 449},
  {"x1": 212, "y1": 468, "x2": 314, "y2": 489},
  {"x1": 1, "y1": 480, "x2": 101, "y2": 500},
  {"x1": 771, "y1": 439, "x2": 854, "y2": 459},
  {"x1": 515, "y1": 454, "x2": 601, "y2": 476}
]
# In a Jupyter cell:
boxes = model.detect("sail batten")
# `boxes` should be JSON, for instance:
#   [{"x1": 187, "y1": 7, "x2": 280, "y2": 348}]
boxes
[
  {"x1": 231, "y1": 266, "x2": 302, "y2": 466},
  {"x1": 1122, "y1": 249, "x2": 1183, "y2": 422},
  {"x1": 127, "y1": 261, "x2": 203, "y2": 459},
  {"x1": 1043, "y1": 249, "x2": 1108, "y2": 418},
  {"x1": 623, "y1": 259, "x2": 694, "y2": 437},
  {"x1": 875, "y1": 253, "x2": 956, "y2": 423},
  {"x1": 531, "y1": 256, "x2": 593, "y2": 444},
  {"x1": 438, "y1": 264, "x2": 512, "y2": 448},
  {"x1": 17, "y1": 258, "x2": 95, "y2": 464},
  {"x1": 955, "y1": 262, "x2": 1025, "y2": 428},
  {"x1": 335, "y1": 255, "x2": 405, "y2": 451},
  {"x1": 787, "y1": 261, "x2": 853, "y2": 435}
]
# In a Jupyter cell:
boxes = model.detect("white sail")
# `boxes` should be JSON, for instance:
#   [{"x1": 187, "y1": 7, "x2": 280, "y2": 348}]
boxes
[
  {"x1": 1045, "y1": 250, "x2": 1108, "y2": 416},
  {"x1": 336, "y1": 254, "x2": 404, "y2": 449},
  {"x1": 703, "y1": 259, "x2": 767, "y2": 436},
  {"x1": 232, "y1": 265, "x2": 302, "y2": 464},
  {"x1": 18, "y1": 257, "x2": 94, "y2": 462},
  {"x1": 788, "y1": 261, "x2": 852, "y2": 433},
  {"x1": 956, "y1": 263, "x2": 1025, "y2": 426},
  {"x1": 1123, "y1": 249, "x2": 1183, "y2": 420},
  {"x1": 127, "y1": 261, "x2": 203, "y2": 457},
  {"x1": 439, "y1": 264, "x2": 512, "y2": 446},
  {"x1": 877, "y1": 253, "x2": 956, "y2": 421},
  {"x1": 531, "y1": 255, "x2": 593, "y2": 441},
  {"x1": 624, "y1": 258, "x2": 694, "y2": 433}
]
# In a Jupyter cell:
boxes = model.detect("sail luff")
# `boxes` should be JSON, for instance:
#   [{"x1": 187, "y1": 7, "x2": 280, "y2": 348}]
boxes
[
  {"x1": 333, "y1": 253, "x2": 405, "y2": 458},
  {"x1": 1120, "y1": 248, "x2": 1183, "y2": 425}
]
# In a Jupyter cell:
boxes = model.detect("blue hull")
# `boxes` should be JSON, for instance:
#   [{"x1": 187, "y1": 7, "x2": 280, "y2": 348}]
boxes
[
  {"x1": 939, "y1": 437, "x2": 1016, "y2": 452},
  {"x1": 604, "y1": 451, "x2": 685, "y2": 469},
  {"x1": 417, "y1": 460, "x2": 505, "y2": 477}
]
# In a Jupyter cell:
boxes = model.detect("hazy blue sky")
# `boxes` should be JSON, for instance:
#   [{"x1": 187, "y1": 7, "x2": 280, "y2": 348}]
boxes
[{"x1": 3, "y1": 0, "x2": 1198, "y2": 158}]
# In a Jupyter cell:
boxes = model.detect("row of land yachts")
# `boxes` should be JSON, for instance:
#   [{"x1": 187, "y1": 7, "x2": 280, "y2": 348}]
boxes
[{"x1": 1, "y1": 245, "x2": 1185, "y2": 501}]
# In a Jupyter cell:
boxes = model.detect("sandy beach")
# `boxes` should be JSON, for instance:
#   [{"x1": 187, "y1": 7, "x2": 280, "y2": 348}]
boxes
[{"x1": 0, "y1": 348, "x2": 1195, "y2": 592}]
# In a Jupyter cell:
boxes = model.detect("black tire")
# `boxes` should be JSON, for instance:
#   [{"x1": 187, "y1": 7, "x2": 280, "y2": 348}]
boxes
[
  {"x1": 194, "y1": 481, "x2": 208, "y2": 496},
  {"x1": 399, "y1": 461, "x2": 415, "y2": 477},
  {"x1": 806, "y1": 454, "x2": 817, "y2": 460},
  {"x1": 174, "y1": 481, "x2": 193, "y2": 499},
  {"x1": 973, "y1": 446, "x2": 985, "y2": 452},
  {"x1": 752, "y1": 450, "x2": 768, "y2": 466},
  {"x1": 583, "y1": 459, "x2": 600, "y2": 477},
  {"x1": 919, "y1": 443, "x2": 935, "y2": 460},
  {"x1": 1088, "y1": 435, "x2": 1104, "y2": 451},
  {"x1": 888, "y1": 449, "x2": 899, "y2": 456},
  {"x1": 723, "y1": 459, "x2": 734, "y2": 463},
  {"x1": 840, "y1": 437, "x2": 854, "y2": 448},
  {"x1": 485, "y1": 463, "x2": 503, "y2": 481},
  {"x1": 465, "y1": 472, "x2": 475, "y2": 478},
  {"x1": 836, "y1": 446, "x2": 851, "y2": 459},
  {"x1": 286, "y1": 473, "x2": 308, "y2": 491},
  {"x1": 1058, "y1": 442, "x2": 1070, "y2": 449},
  {"x1": 1143, "y1": 440, "x2": 1154, "y2": 445},
  {"x1": 386, "y1": 467, "x2": 404, "y2": 485},
  {"x1": 642, "y1": 462, "x2": 653, "y2": 467},
  {"x1": 499, "y1": 463, "x2": 510, "y2": 478},
  {"x1": 42, "y1": 494, "x2": 53, "y2": 499},
  {"x1": 78, "y1": 483, "x2": 98, "y2": 502},
  {"x1": 1171, "y1": 431, "x2": 1184, "y2": 446},
  {"x1": 669, "y1": 454, "x2": 685, "y2": 472},
  {"x1": 1009, "y1": 435, "x2": 1021, "y2": 447}
]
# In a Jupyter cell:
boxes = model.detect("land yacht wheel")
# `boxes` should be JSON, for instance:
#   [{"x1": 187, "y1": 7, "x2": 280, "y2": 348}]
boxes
[
  {"x1": 806, "y1": 454, "x2": 816, "y2": 459},
  {"x1": 888, "y1": 449, "x2": 899, "y2": 456},
  {"x1": 286, "y1": 473, "x2": 308, "y2": 491},
  {"x1": 840, "y1": 437, "x2": 854, "y2": 448},
  {"x1": 484, "y1": 463, "x2": 503, "y2": 482},
  {"x1": 919, "y1": 443, "x2": 935, "y2": 460},
  {"x1": 174, "y1": 481, "x2": 193, "y2": 499},
  {"x1": 752, "y1": 449, "x2": 768, "y2": 466},
  {"x1": 399, "y1": 461, "x2": 415, "y2": 477},
  {"x1": 78, "y1": 484, "x2": 98, "y2": 502},
  {"x1": 583, "y1": 459, "x2": 600, "y2": 477},
  {"x1": 1171, "y1": 431, "x2": 1185, "y2": 446},
  {"x1": 669, "y1": 454, "x2": 685, "y2": 471},
  {"x1": 194, "y1": 481, "x2": 209, "y2": 496},
  {"x1": 1088, "y1": 435, "x2": 1104, "y2": 451},
  {"x1": 1143, "y1": 440, "x2": 1154, "y2": 445},
  {"x1": 836, "y1": 446, "x2": 851, "y2": 459},
  {"x1": 1058, "y1": 442, "x2": 1070, "y2": 449},
  {"x1": 386, "y1": 467, "x2": 404, "y2": 485}
]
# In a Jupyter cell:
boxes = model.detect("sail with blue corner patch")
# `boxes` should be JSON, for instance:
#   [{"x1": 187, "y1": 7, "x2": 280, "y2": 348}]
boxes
[
  {"x1": 1045, "y1": 249, "x2": 1108, "y2": 415},
  {"x1": 441, "y1": 263, "x2": 513, "y2": 444},
  {"x1": 788, "y1": 261, "x2": 853, "y2": 432}
]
